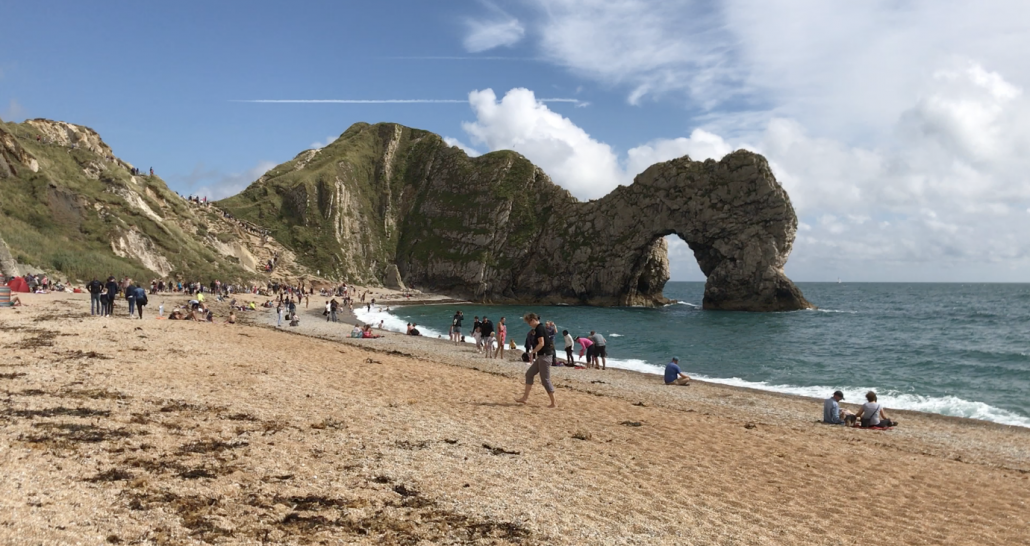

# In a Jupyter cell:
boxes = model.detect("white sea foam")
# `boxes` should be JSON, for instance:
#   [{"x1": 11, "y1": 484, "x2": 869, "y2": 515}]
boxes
[
  {"x1": 361, "y1": 309, "x2": 1030, "y2": 428},
  {"x1": 353, "y1": 307, "x2": 451, "y2": 339},
  {"x1": 814, "y1": 308, "x2": 858, "y2": 314},
  {"x1": 609, "y1": 333, "x2": 623, "y2": 337},
  {"x1": 593, "y1": 358, "x2": 1030, "y2": 428}
]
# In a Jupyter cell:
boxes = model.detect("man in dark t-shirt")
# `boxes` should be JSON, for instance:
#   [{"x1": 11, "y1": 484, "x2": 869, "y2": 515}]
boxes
[
  {"x1": 451, "y1": 311, "x2": 463, "y2": 344},
  {"x1": 514, "y1": 313, "x2": 557, "y2": 408},
  {"x1": 104, "y1": 277, "x2": 119, "y2": 316},
  {"x1": 87, "y1": 278, "x2": 103, "y2": 316}
]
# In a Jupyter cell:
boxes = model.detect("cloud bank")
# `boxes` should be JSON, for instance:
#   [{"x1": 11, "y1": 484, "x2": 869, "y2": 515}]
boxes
[{"x1": 459, "y1": 66, "x2": 1030, "y2": 280}]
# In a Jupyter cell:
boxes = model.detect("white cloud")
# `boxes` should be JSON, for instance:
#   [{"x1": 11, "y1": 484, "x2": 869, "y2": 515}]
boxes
[
  {"x1": 463, "y1": 2, "x2": 525, "y2": 53},
  {"x1": 176, "y1": 161, "x2": 276, "y2": 201},
  {"x1": 2, "y1": 98, "x2": 25, "y2": 121},
  {"x1": 459, "y1": 62, "x2": 1030, "y2": 280},
  {"x1": 443, "y1": 136, "x2": 481, "y2": 157},
  {"x1": 625, "y1": 129, "x2": 734, "y2": 178},
  {"x1": 311, "y1": 136, "x2": 337, "y2": 149},
  {"x1": 529, "y1": 0, "x2": 736, "y2": 106},
  {"x1": 462, "y1": 88, "x2": 623, "y2": 199}
]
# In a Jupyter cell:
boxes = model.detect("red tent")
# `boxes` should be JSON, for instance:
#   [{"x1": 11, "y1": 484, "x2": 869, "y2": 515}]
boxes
[{"x1": 6, "y1": 277, "x2": 29, "y2": 293}]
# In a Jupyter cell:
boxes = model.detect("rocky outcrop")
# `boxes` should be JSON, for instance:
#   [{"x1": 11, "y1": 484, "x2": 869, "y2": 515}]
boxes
[
  {"x1": 224, "y1": 122, "x2": 811, "y2": 311},
  {"x1": 0, "y1": 121, "x2": 38, "y2": 178},
  {"x1": 0, "y1": 232, "x2": 20, "y2": 278}
]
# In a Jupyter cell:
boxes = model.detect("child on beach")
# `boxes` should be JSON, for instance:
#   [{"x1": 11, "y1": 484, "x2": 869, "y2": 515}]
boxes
[
  {"x1": 563, "y1": 330, "x2": 575, "y2": 365},
  {"x1": 473, "y1": 324, "x2": 482, "y2": 350}
]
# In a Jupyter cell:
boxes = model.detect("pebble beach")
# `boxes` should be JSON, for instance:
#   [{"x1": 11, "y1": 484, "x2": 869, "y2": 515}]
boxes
[{"x1": 1, "y1": 291, "x2": 1028, "y2": 545}]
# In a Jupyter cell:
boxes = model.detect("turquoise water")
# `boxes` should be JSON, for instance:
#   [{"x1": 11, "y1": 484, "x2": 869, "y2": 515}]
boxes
[{"x1": 355, "y1": 282, "x2": 1030, "y2": 427}]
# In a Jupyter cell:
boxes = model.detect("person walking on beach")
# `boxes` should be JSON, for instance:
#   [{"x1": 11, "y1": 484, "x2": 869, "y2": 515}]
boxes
[
  {"x1": 856, "y1": 391, "x2": 898, "y2": 428},
  {"x1": 325, "y1": 300, "x2": 332, "y2": 322},
  {"x1": 480, "y1": 316, "x2": 494, "y2": 357},
  {"x1": 515, "y1": 313, "x2": 557, "y2": 408},
  {"x1": 104, "y1": 276, "x2": 119, "y2": 316},
  {"x1": 562, "y1": 330, "x2": 575, "y2": 365},
  {"x1": 133, "y1": 284, "x2": 147, "y2": 319},
  {"x1": 472, "y1": 316, "x2": 482, "y2": 349},
  {"x1": 664, "y1": 357, "x2": 691, "y2": 385},
  {"x1": 276, "y1": 303, "x2": 283, "y2": 327},
  {"x1": 823, "y1": 391, "x2": 856, "y2": 425},
  {"x1": 494, "y1": 317, "x2": 507, "y2": 359},
  {"x1": 451, "y1": 311, "x2": 463, "y2": 344},
  {"x1": 87, "y1": 277, "x2": 103, "y2": 316},
  {"x1": 590, "y1": 330, "x2": 607, "y2": 370}
]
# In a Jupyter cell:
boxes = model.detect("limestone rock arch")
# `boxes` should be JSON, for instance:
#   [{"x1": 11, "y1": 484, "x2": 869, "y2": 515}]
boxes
[{"x1": 564, "y1": 150, "x2": 812, "y2": 311}]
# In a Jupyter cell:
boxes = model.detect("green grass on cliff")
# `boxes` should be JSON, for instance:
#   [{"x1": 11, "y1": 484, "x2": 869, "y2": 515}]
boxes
[{"x1": 0, "y1": 120, "x2": 260, "y2": 282}]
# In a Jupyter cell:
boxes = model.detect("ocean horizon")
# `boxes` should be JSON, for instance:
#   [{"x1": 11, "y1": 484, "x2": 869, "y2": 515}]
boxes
[{"x1": 355, "y1": 281, "x2": 1030, "y2": 428}]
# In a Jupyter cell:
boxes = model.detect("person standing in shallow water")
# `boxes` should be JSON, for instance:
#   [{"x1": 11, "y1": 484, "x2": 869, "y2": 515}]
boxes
[{"x1": 515, "y1": 313, "x2": 557, "y2": 408}]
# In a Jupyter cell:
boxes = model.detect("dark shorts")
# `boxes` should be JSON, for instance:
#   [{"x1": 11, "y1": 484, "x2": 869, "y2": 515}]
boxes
[
  {"x1": 453, "y1": 328, "x2": 461, "y2": 333},
  {"x1": 596, "y1": 346, "x2": 607, "y2": 358}
]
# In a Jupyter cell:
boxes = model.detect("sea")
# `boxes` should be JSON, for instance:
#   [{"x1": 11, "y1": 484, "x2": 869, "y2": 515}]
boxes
[{"x1": 354, "y1": 282, "x2": 1030, "y2": 428}]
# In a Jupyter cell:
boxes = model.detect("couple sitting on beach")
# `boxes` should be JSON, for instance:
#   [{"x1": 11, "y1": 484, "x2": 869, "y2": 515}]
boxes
[{"x1": 824, "y1": 390, "x2": 899, "y2": 428}]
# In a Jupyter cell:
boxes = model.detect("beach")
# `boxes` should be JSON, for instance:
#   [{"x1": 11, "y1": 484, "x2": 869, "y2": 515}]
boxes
[{"x1": 1, "y1": 291, "x2": 1028, "y2": 545}]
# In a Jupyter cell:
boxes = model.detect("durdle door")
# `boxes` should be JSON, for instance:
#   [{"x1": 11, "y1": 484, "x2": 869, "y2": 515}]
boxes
[{"x1": 217, "y1": 122, "x2": 811, "y2": 311}]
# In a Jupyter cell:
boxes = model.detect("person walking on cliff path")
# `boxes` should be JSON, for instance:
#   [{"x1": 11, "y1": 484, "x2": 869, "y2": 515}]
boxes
[{"x1": 515, "y1": 313, "x2": 557, "y2": 408}]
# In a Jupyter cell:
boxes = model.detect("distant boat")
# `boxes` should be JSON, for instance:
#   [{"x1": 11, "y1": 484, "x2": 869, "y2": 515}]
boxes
[{"x1": 837, "y1": 278, "x2": 842, "y2": 284}]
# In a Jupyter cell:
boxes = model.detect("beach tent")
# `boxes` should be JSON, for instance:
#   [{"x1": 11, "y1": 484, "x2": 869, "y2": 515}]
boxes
[{"x1": 6, "y1": 277, "x2": 29, "y2": 293}]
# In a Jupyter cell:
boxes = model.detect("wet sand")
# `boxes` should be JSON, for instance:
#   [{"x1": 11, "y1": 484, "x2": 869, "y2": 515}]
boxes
[{"x1": 1, "y1": 291, "x2": 1028, "y2": 545}]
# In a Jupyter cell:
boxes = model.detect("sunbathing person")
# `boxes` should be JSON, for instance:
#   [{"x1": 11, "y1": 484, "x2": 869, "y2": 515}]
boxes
[{"x1": 361, "y1": 325, "x2": 382, "y2": 339}]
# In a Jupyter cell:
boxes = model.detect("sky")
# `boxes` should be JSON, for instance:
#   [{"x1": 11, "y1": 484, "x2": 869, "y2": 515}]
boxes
[{"x1": 3, "y1": 1, "x2": 1030, "y2": 282}]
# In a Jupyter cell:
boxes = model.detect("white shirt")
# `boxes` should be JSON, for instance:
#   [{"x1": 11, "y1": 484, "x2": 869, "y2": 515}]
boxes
[
  {"x1": 861, "y1": 402, "x2": 882, "y2": 425},
  {"x1": 564, "y1": 333, "x2": 574, "y2": 349}
]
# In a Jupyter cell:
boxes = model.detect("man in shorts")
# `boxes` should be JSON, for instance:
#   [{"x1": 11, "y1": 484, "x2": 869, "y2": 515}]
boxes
[
  {"x1": 451, "y1": 310, "x2": 463, "y2": 344},
  {"x1": 515, "y1": 313, "x2": 557, "y2": 408},
  {"x1": 589, "y1": 330, "x2": 607, "y2": 370}
]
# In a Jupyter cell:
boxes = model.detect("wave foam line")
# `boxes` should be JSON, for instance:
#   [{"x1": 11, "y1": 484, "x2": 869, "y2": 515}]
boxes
[{"x1": 356, "y1": 309, "x2": 1030, "y2": 428}]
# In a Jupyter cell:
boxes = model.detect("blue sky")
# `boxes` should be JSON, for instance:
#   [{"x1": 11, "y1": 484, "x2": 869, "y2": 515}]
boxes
[{"x1": 4, "y1": 1, "x2": 1030, "y2": 282}]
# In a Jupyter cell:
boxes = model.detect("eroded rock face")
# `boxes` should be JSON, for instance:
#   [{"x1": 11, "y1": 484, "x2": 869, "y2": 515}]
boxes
[
  {"x1": 224, "y1": 123, "x2": 811, "y2": 311},
  {"x1": 397, "y1": 147, "x2": 810, "y2": 311}
]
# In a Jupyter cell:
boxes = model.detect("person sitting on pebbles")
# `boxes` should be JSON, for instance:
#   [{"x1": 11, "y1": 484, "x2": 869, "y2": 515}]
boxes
[
  {"x1": 664, "y1": 357, "x2": 691, "y2": 386},
  {"x1": 823, "y1": 390, "x2": 857, "y2": 425}
]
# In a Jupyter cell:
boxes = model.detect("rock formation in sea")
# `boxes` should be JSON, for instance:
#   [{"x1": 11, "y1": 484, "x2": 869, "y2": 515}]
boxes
[{"x1": 222, "y1": 122, "x2": 811, "y2": 310}]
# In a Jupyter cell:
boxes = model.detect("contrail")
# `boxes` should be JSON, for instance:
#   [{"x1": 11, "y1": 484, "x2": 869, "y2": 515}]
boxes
[{"x1": 234, "y1": 98, "x2": 582, "y2": 104}]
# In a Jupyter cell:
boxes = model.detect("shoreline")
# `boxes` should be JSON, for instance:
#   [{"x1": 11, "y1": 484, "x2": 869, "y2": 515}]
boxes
[
  {"x1": 279, "y1": 298, "x2": 1030, "y2": 459},
  {"x1": 344, "y1": 298, "x2": 1030, "y2": 431}
]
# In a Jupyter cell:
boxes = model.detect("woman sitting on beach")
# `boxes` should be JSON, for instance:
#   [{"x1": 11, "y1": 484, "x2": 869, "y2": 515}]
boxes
[
  {"x1": 361, "y1": 325, "x2": 382, "y2": 339},
  {"x1": 855, "y1": 391, "x2": 899, "y2": 428}
]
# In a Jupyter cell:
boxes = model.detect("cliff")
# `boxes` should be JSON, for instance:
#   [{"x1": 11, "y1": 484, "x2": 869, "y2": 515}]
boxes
[
  {"x1": 0, "y1": 117, "x2": 304, "y2": 283},
  {"x1": 221, "y1": 122, "x2": 810, "y2": 310}
]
